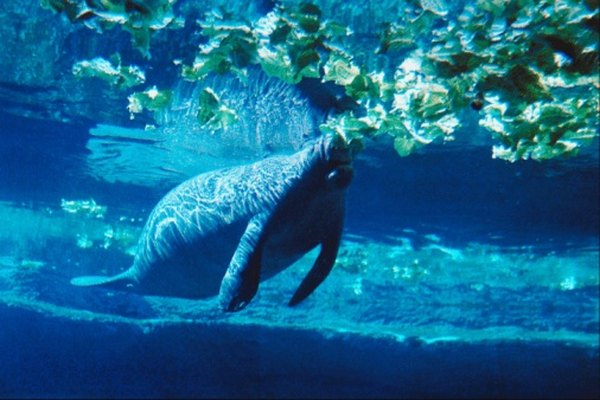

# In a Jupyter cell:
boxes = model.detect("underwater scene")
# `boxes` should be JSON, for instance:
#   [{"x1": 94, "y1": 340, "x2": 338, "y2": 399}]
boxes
[{"x1": 0, "y1": 0, "x2": 599, "y2": 398}]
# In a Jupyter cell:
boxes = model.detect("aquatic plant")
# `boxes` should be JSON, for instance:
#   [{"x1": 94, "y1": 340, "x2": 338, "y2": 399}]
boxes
[
  {"x1": 72, "y1": 54, "x2": 145, "y2": 89},
  {"x1": 196, "y1": 87, "x2": 239, "y2": 130},
  {"x1": 127, "y1": 86, "x2": 173, "y2": 117},
  {"x1": 316, "y1": 0, "x2": 599, "y2": 160},
  {"x1": 435, "y1": 0, "x2": 600, "y2": 161},
  {"x1": 41, "y1": 0, "x2": 599, "y2": 161},
  {"x1": 41, "y1": 0, "x2": 183, "y2": 58}
]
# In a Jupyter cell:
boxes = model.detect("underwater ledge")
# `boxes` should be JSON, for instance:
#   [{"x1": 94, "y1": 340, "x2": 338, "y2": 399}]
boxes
[{"x1": 1, "y1": 298, "x2": 598, "y2": 399}]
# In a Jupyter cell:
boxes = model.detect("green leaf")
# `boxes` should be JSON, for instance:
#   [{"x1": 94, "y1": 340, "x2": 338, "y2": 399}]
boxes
[
  {"x1": 72, "y1": 56, "x2": 145, "y2": 89},
  {"x1": 197, "y1": 88, "x2": 221, "y2": 125},
  {"x1": 393, "y1": 136, "x2": 419, "y2": 157},
  {"x1": 323, "y1": 51, "x2": 360, "y2": 86},
  {"x1": 127, "y1": 86, "x2": 172, "y2": 115},
  {"x1": 270, "y1": 22, "x2": 292, "y2": 45},
  {"x1": 508, "y1": 65, "x2": 551, "y2": 102},
  {"x1": 196, "y1": 87, "x2": 239, "y2": 130},
  {"x1": 377, "y1": 23, "x2": 416, "y2": 54}
]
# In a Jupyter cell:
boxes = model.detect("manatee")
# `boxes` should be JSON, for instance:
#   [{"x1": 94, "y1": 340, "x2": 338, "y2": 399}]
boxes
[{"x1": 71, "y1": 134, "x2": 354, "y2": 311}]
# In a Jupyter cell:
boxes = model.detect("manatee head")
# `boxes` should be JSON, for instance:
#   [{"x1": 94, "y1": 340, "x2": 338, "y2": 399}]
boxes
[{"x1": 309, "y1": 133, "x2": 356, "y2": 188}]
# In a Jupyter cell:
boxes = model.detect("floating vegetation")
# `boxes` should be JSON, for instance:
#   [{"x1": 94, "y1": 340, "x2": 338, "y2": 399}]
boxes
[
  {"x1": 60, "y1": 199, "x2": 107, "y2": 219},
  {"x1": 482, "y1": 96, "x2": 599, "y2": 162},
  {"x1": 127, "y1": 86, "x2": 173, "y2": 117},
  {"x1": 181, "y1": 3, "x2": 350, "y2": 85},
  {"x1": 41, "y1": 0, "x2": 599, "y2": 161},
  {"x1": 40, "y1": 0, "x2": 183, "y2": 57},
  {"x1": 419, "y1": 0, "x2": 449, "y2": 17},
  {"x1": 181, "y1": 9, "x2": 257, "y2": 82},
  {"x1": 429, "y1": 0, "x2": 600, "y2": 161},
  {"x1": 196, "y1": 88, "x2": 239, "y2": 130},
  {"x1": 72, "y1": 54, "x2": 145, "y2": 89},
  {"x1": 253, "y1": 3, "x2": 350, "y2": 84},
  {"x1": 320, "y1": 0, "x2": 599, "y2": 160}
]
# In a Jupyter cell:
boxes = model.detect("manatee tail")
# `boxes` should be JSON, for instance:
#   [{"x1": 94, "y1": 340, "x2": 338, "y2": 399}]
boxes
[{"x1": 70, "y1": 271, "x2": 133, "y2": 288}]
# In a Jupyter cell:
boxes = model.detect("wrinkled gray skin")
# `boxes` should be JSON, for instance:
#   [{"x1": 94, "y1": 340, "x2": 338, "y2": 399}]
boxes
[{"x1": 71, "y1": 134, "x2": 354, "y2": 311}]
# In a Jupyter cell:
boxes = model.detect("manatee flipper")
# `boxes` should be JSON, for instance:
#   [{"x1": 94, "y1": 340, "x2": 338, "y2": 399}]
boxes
[
  {"x1": 219, "y1": 214, "x2": 268, "y2": 312},
  {"x1": 289, "y1": 225, "x2": 342, "y2": 307},
  {"x1": 70, "y1": 271, "x2": 133, "y2": 288}
]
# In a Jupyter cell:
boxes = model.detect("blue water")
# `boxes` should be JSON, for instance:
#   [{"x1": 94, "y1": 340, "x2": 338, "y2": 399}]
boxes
[{"x1": 1, "y1": 1, "x2": 599, "y2": 398}]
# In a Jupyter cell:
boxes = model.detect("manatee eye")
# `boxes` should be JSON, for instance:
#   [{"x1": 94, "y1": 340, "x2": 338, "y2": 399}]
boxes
[{"x1": 327, "y1": 164, "x2": 353, "y2": 188}]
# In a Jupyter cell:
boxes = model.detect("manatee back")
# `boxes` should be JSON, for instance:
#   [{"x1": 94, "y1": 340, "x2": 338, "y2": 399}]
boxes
[
  {"x1": 126, "y1": 152, "x2": 310, "y2": 291},
  {"x1": 71, "y1": 143, "x2": 320, "y2": 298}
]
